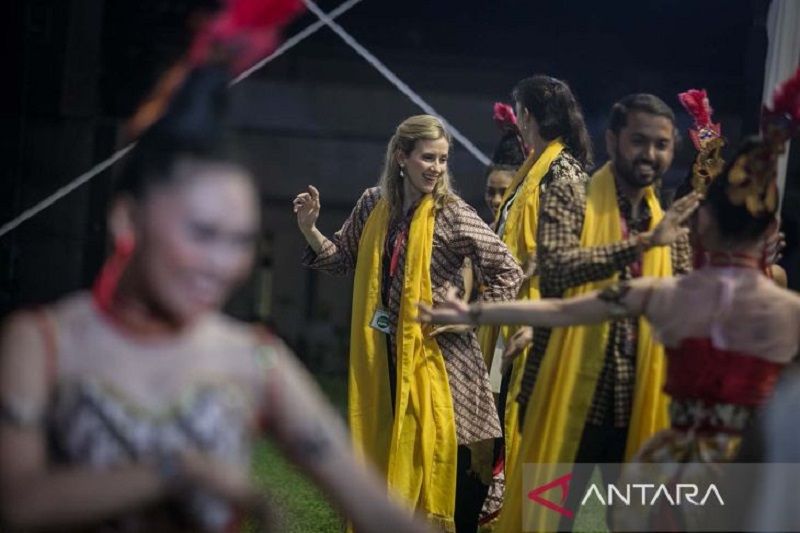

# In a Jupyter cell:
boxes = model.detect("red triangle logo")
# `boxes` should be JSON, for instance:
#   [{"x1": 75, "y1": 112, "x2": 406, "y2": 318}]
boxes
[{"x1": 527, "y1": 472, "x2": 574, "y2": 519}]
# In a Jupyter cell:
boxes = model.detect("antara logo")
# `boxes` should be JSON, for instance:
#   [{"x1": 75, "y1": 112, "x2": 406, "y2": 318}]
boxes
[
  {"x1": 527, "y1": 472, "x2": 724, "y2": 517},
  {"x1": 527, "y1": 473, "x2": 574, "y2": 518},
  {"x1": 581, "y1": 483, "x2": 725, "y2": 507}
]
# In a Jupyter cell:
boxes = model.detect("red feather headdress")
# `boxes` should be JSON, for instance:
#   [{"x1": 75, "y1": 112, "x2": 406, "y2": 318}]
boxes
[
  {"x1": 127, "y1": 0, "x2": 304, "y2": 139},
  {"x1": 678, "y1": 89, "x2": 722, "y2": 152},
  {"x1": 678, "y1": 88, "x2": 725, "y2": 194}
]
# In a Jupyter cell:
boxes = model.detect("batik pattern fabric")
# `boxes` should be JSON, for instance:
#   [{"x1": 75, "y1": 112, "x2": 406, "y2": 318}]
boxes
[
  {"x1": 517, "y1": 178, "x2": 692, "y2": 427},
  {"x1": 304, "y1": 187, "x2": 523, "y2": 445},
  {"x1": 37, "y1": 293, "x2": 276, "y2": 532}
]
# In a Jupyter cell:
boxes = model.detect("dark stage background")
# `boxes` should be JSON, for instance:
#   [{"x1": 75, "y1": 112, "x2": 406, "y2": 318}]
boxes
[{"x1": 2, "y1": 0, "x2": 797, "y2": 371}]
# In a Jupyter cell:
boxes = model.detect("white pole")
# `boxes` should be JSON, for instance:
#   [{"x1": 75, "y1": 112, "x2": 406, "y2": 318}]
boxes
[{"x1": 762, "y1": 0, "x2": 800, "y2": 206}]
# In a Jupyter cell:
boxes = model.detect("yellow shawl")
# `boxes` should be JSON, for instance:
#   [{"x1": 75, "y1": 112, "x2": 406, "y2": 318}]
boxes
[
  {"x1": 496, "y1": 162, "x2": 672, "y2": 532},
  {"x1": 350, "y1": 195, "x2": 458, "y2": 532},
  {"x1": 478, "y1": 139, "x2": 565, "y2": 474}
]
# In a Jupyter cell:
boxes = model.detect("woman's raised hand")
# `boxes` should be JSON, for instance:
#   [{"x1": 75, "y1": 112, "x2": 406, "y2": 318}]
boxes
[{"x1": 293, "y1": 185, "x2": 321, "y2": 235}]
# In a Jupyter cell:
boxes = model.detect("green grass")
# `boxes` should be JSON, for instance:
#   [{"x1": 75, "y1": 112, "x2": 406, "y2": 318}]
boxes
[
  {"x1": 251, "y1": 440, "x2": 344, "y2": 532},
  {"x1": 573, "y1": 468, "x2": 609, "y2": 532},
  {"x1": 249, "y1": 374, "x2": 607, "y2": 532},
  {"x1": 249, "y1": 375, "x2": 347, "y2": 533}
]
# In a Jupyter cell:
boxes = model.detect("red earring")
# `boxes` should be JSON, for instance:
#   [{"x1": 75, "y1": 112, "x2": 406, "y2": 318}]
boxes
[{"x1": 92, "y1": 233, "x2": 136, "y2": 314}]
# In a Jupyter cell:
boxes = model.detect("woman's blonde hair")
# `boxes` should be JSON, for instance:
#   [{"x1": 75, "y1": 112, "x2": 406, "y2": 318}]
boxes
[{"x1": 378, "y1": 114, "x2": 455, "y2": 220}]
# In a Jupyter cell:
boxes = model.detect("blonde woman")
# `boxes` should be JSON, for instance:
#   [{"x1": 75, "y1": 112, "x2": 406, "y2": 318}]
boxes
[{"x1": 294, "y1": 115, "x2": 522, "y2": 531}]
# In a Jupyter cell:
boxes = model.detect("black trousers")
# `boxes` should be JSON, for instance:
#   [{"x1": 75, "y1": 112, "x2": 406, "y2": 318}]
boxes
[{"x1": 455, "y1": 445, "x2": 490, "y2": 533}]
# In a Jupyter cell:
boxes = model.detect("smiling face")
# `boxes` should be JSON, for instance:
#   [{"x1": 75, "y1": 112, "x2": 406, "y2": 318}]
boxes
[
  {"x1": 123, "y1": 158, "x2": 259, "y2": 324},
  {"x1": 607, "y1": 110, "x2": 675, "y2": 189},
  {"x1": 485, "y1": 168, "x2": 515, "y2": 215},
  {"x1": 397, "y1": 137, "x2": 450, "y2": 196}
]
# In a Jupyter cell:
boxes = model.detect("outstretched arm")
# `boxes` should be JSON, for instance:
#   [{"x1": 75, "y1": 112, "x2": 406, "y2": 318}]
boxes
[
  {"x1": 419, "y1": 278, "x2": 658, "y2": 330},
  {"x1": 260, "y1": 346, "x2": 429, "y2": 533}
]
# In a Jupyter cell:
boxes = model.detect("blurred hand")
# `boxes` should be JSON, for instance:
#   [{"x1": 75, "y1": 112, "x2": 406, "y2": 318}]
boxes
[
  {"x1": 502, "y1": 326, "x2": 533, "y2": 374},
  {"x1": 418, "y1": 285, "x2": 472, "y2": 326},
  {"x1": 522, "y1": 256, "x2": 537, "y2": 280},
  {"x1": 764, "y1": 230, "x2": 786, "y2": 265},
  {"x1": 293, "y1": 185, "x2": 321, "y2": 235},
  {"x1": 428, "y1": 324, "x2": 473, "y2": 337},
  {"x1": 179, "y1": 449, "x2": 275, "y2": 526}
]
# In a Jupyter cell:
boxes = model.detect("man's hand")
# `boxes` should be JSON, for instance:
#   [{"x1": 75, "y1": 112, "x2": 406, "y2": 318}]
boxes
[{"x1": 644, "y1": 191, "x2": 701, "y2": 248}]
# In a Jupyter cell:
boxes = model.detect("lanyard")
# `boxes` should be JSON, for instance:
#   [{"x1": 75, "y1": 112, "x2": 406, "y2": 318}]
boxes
[{"x1": 388, "y1": 226, "x2": 408, "y2": 279}]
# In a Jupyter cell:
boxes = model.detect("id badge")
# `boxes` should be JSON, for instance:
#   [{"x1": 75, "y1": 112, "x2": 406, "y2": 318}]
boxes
[{"x1": 369, "y1": 308, "x2": 392, "y2": 334}]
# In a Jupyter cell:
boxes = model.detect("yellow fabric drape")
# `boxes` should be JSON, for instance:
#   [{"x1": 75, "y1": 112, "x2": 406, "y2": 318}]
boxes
[
  {"x1": 496, "y1": 162, "x2": 672, "y2": 533},
  {"x1": 478, "y1": 140, "x2": 565, "y2": 475},
  {"x1": 350, "y1": 195, "x2": 458, "y2": 532}
]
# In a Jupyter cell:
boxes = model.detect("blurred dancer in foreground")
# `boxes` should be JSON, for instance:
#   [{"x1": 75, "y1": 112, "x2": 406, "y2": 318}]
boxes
[{"x1": 0, "y1": 2, "x2": 429, "y2": 530}]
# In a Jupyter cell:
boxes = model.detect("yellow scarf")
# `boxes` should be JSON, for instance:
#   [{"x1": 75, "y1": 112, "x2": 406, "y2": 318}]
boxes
[
  {"x1": 496, "y1": 162, "x2": 672, "y2": 533},
  {"x1": 350, "y1": 195, "x2": 458, "y2": 532},
  {"x1": 478, "y1": 139, "x2": 565, "y2": 474}
]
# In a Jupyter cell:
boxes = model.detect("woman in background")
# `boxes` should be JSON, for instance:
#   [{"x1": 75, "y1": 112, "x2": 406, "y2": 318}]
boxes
[
  {"x1": 483, "y1": 103, "x2": 527, "y2": 222},
  {"x1": 461, "y1": 103, "x2": 526, "y2": 308}
]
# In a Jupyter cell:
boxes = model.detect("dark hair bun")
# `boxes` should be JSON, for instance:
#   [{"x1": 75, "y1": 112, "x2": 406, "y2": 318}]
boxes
[
  {"x1": 117, "y1": 66, "x2": 234, "y2": 198},
  {"x1": 141, "y1": 66, "x2": 229, "y2": 152},
  {"x1": 491, "y1": 130, "x2": 526, "y2": 168},
  {"x1": 705, "y1": 136, "x2": 775, "y2": 242}
]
